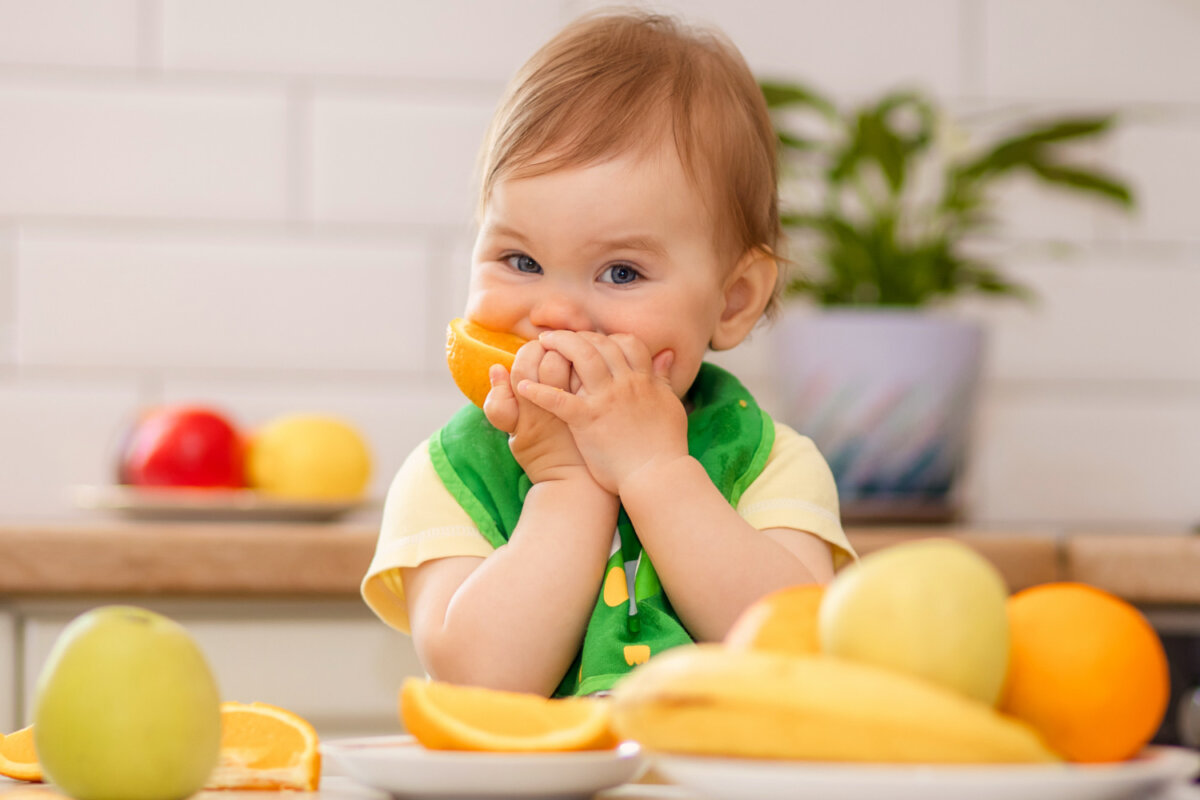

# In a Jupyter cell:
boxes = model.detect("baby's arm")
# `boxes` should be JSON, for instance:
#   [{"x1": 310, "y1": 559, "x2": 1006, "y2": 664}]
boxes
[
  {"x1": 402, "y1": 341, "x2": 619, "y2": 695},
  {"x1": 522, "y1": 330, "x2": 833, "y2": 641},
  {"x1": 620, "y1": 460, "x2": 834, "y2": 641},
  {"x1": 402, "y1": 475, "x2": 617, "y2": 695}
]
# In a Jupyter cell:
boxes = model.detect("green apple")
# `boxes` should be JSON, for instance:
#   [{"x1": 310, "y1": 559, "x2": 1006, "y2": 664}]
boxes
[
  {"x1": 819, "y1": 538, "x2": 1010, "y2": 705},
  {"x1": 33, "y1": 606, "x2": 221, "y2": 800}
]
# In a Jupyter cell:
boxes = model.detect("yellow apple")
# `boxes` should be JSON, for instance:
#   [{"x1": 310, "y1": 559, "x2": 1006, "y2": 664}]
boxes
[
  {"x1": 33, "y1": 606, "x2": 221, "y2": 800},
  {"x1": 245, "y1": 414, "x2": 371, "y2": 500},
  {"x1": 819, "y1": 538, "x2": 1010, "y2": 705}
]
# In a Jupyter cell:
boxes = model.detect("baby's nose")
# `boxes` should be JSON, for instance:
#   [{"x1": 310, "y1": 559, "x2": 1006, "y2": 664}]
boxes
[{"x1": 528, "y1": 288, "x2": 594, "y2": 334}]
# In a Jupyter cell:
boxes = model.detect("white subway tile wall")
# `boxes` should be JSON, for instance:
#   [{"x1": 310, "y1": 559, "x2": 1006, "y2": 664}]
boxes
[
  {"x1": 311, "y1": 93, "x2": 495, "y2": 227},
  {"x1": 0, "y1": 0, "x2": 1196, "y2": 526},
  {"x1": 981, "y1": 0, "x2": 1200, "y2": 104},
  {"x1": 0, "y1": 0, "x2": 141, "y2": 69},
  {"x1": 0, "y1": 223, "x2": 13, "y2": 363}
]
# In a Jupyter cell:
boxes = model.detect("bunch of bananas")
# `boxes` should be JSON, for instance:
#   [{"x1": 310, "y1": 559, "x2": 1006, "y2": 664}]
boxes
[
  {"x1": 609, "y1": 645, "x2": 1057, "y2": 763},
  {"x1": 609, "y1": 539, "x2": 1059, "y2": 764}
]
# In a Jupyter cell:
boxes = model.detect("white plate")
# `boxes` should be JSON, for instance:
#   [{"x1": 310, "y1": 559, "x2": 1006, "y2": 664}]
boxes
[
  {"x1": 72, "y1": 484, "x2": 374, "y2": 523},
  {"x1": 651, "y1": 746, "x2": 1200, "y2": 800},
  {"x1": 321, "y1": 735, "x2": 645, "y2": 800}
]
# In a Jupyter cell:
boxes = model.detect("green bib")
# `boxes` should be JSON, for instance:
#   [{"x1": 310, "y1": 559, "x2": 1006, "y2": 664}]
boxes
[{"x1": 429, "y1": 362, "x2": 774, "y2": 696}]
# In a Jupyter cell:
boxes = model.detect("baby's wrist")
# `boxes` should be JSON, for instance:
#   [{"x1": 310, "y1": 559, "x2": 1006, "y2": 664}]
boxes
[
  {"x1": 530, "y1": 462, "x2": 595, "y2": 486},
  {"x1": 617, "y1": 454, "x2": 703, "y2": 503},
  {"x1": 527, "y1": 467, "x2": 619, "y2": 511}
]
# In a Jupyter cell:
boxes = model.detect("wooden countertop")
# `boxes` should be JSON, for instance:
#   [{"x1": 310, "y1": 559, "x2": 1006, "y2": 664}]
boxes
[{"x1": 0, "y1": 522, "x2": 1196, "y2": 604}]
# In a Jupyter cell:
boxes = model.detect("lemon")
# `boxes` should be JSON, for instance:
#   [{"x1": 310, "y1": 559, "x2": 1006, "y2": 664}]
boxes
[{"x1": 246, "y1": 414, "x2": 371, "y2": 500}]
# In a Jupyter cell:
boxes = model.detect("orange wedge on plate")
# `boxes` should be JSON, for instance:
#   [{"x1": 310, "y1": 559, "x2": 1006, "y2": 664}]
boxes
[
  {"x1": 207, "y1": 701, "x2": 321, "y2": 791},
  {"x1": 400, "y1": 678, "x2": 616, "y2": 752},
  {"x1": 446, "y1": 318, "x2": 527, "y2": 408},
  {"x1": 0, "y1": 725, "x2": 43, "y2": 782}
]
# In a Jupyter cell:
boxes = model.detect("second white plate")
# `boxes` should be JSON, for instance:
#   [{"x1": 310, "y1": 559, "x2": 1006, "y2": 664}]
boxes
[
  {"x1": 321, "y1": 735, "x2": 645, "y2": 799},
  {"x1": 651, "y1": 746, "x2": 1200, "y2": 800}
]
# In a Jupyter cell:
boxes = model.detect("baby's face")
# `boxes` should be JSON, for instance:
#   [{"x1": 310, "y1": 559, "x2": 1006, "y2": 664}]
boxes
[{"x1": 466, "y1": 141, "x2": 734, "y2": 399}]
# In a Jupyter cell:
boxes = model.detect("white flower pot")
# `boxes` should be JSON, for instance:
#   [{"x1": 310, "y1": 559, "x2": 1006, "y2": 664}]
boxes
[{"x1": 771, "y1": 307, "x2": 984, "y2": 522}]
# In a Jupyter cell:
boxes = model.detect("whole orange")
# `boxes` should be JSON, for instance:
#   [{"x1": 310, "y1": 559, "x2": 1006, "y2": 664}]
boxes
[
  {"x1": 1000, "y1": 582, "x2": 1169, "y2": 762},
  {"x1": 724, "y1": 584, "x2": 825, "y2": 655}
]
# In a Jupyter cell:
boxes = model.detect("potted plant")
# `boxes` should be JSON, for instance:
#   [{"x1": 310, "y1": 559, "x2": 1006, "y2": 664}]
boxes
[{"x1": 760, "y1": 80, "x2": 1135, "y2": 522}]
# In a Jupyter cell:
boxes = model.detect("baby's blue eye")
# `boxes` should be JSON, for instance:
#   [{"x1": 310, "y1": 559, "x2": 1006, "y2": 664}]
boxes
[
  {"x1": 601, "y1": 264, "x2": 640, "y2": 285},
  {"x1": 506, "y1": 254, "x2": 542, "y2": 274}
]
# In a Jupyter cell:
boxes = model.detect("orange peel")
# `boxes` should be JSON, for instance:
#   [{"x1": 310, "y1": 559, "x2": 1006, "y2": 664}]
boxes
[
  {"x1": 1000, "y1": 583, "x2": 1169, "y2": 762},
  {"x1": 446, "y1": 317, "x2": 527, "y2": 408}
]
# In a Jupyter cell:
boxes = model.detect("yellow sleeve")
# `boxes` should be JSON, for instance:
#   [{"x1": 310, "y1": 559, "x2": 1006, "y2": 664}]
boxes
[
  {"x1": 736, "y1": 422, "x2": 856, "y2": 570},
  {"x1": 360, "y1": 438, "x2": 495, "y2": 634}
]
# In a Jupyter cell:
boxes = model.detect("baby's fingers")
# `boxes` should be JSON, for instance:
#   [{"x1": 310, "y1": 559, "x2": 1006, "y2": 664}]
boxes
[
  {"x1": 539, "y1": 350, "x2": 573, "y2": 391},
  {"x1": 517, "y1": 378, "x2": 583, "y2": 424},
  {"x1": 651, "y1": 349, "x2": 675, "y2": 380},
  {"x1": 509, "y1": 340, "x2": 547, "y2": 384},
  {"x1": 609, "y1": 333, "x2": 653, "y2": 373},
  {"x1": 483, "y1": 364, "x2": 519, "y2": 433}
]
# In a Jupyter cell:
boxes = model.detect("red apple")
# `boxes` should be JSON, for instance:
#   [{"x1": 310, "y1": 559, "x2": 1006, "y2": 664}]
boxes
[{"x1": 117, "y1": 406, "x2": 245, "y2": 489}]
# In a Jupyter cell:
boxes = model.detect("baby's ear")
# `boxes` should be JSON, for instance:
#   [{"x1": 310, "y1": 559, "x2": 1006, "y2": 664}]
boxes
[{"x1": 710, "y1": 247, "x2": 778, "y2": 351}]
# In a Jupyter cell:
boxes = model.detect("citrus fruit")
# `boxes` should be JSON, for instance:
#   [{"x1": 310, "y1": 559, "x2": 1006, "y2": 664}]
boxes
[
  {"x1": 724, "y1": 583, "x2": 824, "y2": 655},
  {"x1": 1000, "y1": 582, "x2": 1170, "y2": 762},
  {"x1": 246, "y1": 414, "x2": 371, "y2": 500},
  {"x1": 207, "y1": 702, "x2": 321, "y2": 791},
  {"x1": 400, "y1": 678, "x2": 616, "y2": 752},
  {"x1": 0, "y1": 725, "x2": 42, "y2": 782},
  {"x1": 446, "y1": 317, "x2": 527, "y2": 408}
]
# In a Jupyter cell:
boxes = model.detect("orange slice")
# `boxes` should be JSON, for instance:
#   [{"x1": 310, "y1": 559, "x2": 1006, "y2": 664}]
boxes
[
  {"x1": 206, "y1": 701, "x2": 321, "y2": 791},
  {"x1": 400, "y1": 677, "x2": 616, "y2": 752},
  {"x1": 0, "y1": 725, "x2": 42, "y2": 783},
  {"x1": 446, "y1": 317, "x2": 527, "y2": 408}
]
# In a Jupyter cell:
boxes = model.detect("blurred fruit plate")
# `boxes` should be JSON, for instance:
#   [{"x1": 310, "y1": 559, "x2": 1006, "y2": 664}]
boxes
[
  {"x1": 72, "y1": 485, "x2": 376, "y2": 523},
  {"x1": 321, "y1": 735, "x2": 644, "y2": 799},
  {"x1": 651, "y1": 746, "x2": 1200, "y2": 800}
]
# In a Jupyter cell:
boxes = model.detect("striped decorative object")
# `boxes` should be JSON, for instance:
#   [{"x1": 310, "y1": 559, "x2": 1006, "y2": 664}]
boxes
[{"x1": 772, "y1": 309, "x2": 984, "y2": 522}]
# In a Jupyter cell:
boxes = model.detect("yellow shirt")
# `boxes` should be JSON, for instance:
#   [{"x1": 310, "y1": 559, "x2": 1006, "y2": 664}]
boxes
[{"x1": 361, "y1": 421, "x2": 854, "y2": 634}]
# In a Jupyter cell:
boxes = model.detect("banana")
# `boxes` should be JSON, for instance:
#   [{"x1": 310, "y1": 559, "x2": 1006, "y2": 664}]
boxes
[{"x1": 610, "y1": 645, "x2": 1059, "y2": 764}]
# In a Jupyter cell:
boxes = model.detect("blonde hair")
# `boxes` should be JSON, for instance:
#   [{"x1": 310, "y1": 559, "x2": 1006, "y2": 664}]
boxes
[{"x1": 478, "y1": 10, "x2": 783, "y2": 315}]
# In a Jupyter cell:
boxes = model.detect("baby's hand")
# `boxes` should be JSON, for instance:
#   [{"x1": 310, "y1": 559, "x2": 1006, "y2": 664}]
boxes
[
  {"x1": 484, "y1": 339, "x2": 592, "y2": 486},
  {"x1": 517, "y1": 331, "x2": 689, "y2": 496}
]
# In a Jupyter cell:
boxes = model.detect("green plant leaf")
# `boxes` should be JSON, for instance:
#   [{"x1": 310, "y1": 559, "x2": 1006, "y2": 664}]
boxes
[
  {"x1": 995, "y1": 116, "x2": 1115, "y2": 148},
  {"x1": 957, "y1": 116, "x2": 1117, "y2": 180},
  {"x1": 960, "y1": 264, "x2": 1034, "y2": 299},
  {"x1": 763, "y1": 78, "x2": 1135, "y2": 307},
  {"x1": 1026, "y1": 162, "x2": 1135, "y2": 207},
  {"x1": 777, "y1": 131, "x2": 819, "y2": 152},
  {"x1": 860, "y1": 110, "x2": 907, "y2": 193},
  {"x1": 759, "y1": 80, "x2": 838, "y2": 119}
]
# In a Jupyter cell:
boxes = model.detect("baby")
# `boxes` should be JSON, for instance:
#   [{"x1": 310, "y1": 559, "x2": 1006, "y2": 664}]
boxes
[{"x1": 363, "y1": 10, "x2": 854, "y2": 698}]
